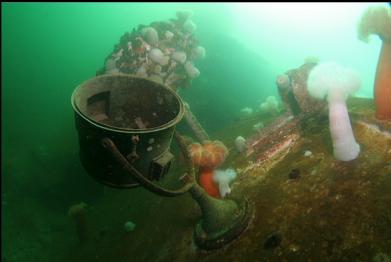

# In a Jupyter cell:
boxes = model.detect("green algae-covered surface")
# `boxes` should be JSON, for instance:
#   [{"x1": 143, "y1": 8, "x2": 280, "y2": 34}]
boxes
[{"x1": 61, "y1": 97, "x2": 391, "y2": 262}]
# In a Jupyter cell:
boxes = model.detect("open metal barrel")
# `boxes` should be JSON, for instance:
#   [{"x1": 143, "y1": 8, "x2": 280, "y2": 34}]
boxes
[{"x1": 71, "y1": 74, "x2": 185, "y2": 188}]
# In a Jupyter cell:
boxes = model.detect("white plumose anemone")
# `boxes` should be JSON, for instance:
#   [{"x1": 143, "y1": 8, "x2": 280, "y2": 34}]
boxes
[
  {"x1": 307, "y1": 62, "x2": 361, "y2": 161},
  {"x1": 213, "y1": 169, "x2": 237, "y2": 198},
  {"x1": 235, "y1": 136, "x2": 247, "y2": 153},
  {"x1": 149, "y1": 48, "x2": 169, "y2": 66},
  {"x1": 184, "y1": 61, "x2": 200, "y2": 79}
]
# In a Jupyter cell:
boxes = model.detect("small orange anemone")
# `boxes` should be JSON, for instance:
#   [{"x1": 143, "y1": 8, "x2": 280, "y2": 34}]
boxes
[
  {"x1": 200, "y1": 140, "x2": 229, "y2": 168},
  {"x1": 188, "y1": 142, "x2": 203, "y2": 166},
  {"x1": 188, "y1": 140, "x2": 229, "y2": 198}
]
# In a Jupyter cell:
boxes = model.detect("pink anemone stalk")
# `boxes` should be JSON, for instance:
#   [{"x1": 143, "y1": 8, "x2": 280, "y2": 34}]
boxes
[{"x1": 307, "y1": 62, "x2": 361, "y2": 161}]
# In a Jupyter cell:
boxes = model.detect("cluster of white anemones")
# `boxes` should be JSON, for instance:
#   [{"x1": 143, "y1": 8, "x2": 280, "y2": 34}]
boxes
[{"x1": 103, "y1": 10, "x2": 206, "y2": 90}]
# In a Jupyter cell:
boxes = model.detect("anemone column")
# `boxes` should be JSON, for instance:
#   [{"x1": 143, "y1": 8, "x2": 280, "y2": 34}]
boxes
[
  {"x1": 307, "y1": 62, "x2": 361, "y2": 161},
  {"x1": 374, "y1": 39, "x2": 391, "y2": 120},
  {"x1": 358, "y1": 5, "x2": 391, "y2": 120}
]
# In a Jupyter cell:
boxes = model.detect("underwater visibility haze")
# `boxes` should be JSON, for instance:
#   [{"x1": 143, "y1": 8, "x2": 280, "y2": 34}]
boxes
[{"x1": 2, "y1": 2, "x2": 391, "y2": 262}]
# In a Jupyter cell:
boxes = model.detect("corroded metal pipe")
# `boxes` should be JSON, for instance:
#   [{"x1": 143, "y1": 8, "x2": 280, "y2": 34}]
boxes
[{"x1": 183, "y1": 103, "x2": 210, "y2": 142}]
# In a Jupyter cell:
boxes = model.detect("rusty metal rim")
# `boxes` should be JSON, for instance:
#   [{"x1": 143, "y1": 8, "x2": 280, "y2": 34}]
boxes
[{"x1": 71, "y1": 74, "x2": 185, "y2": 134}]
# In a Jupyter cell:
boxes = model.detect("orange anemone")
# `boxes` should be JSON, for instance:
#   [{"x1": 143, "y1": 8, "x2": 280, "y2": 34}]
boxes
[
  {"x1": 358, "y1": 6, "x2": 391, "y2": 120},
  {"x1": 188, "y1": 140, "x2": 229, "y2": 198},
  {"x1": 374, "y1": 41, "x2": 391, "y2": 120},
  {"x1": 198, "y1": 169, "x2": 220, "y2": 198},
  {"x1": 187, "y1": 142, "x2": 204, "y2": 166},
  {"x1": 201, "y1": 140, "x2": 228, "y2": 168}
]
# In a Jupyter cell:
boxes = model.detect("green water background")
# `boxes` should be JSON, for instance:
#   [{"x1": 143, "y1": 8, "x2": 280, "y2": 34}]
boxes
[{"x1": 2, "y1": 2, "x2": 383, "y2": 150}]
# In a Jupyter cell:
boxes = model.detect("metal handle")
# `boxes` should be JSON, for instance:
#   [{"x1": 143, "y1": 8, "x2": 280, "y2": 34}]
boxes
[{"x1": 101, "y1": 137, "x2": 194, "y2": 197}]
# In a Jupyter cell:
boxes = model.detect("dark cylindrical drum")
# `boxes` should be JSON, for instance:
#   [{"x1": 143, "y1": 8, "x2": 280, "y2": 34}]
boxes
[{"x1": 71, "y1": 74, "x2": 184, "y2": 188}]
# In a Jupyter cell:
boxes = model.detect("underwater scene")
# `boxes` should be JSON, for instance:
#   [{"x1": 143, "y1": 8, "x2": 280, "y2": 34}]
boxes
[{"x1": 2, "y1": 2, "x2": 391, "y2": 262}]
